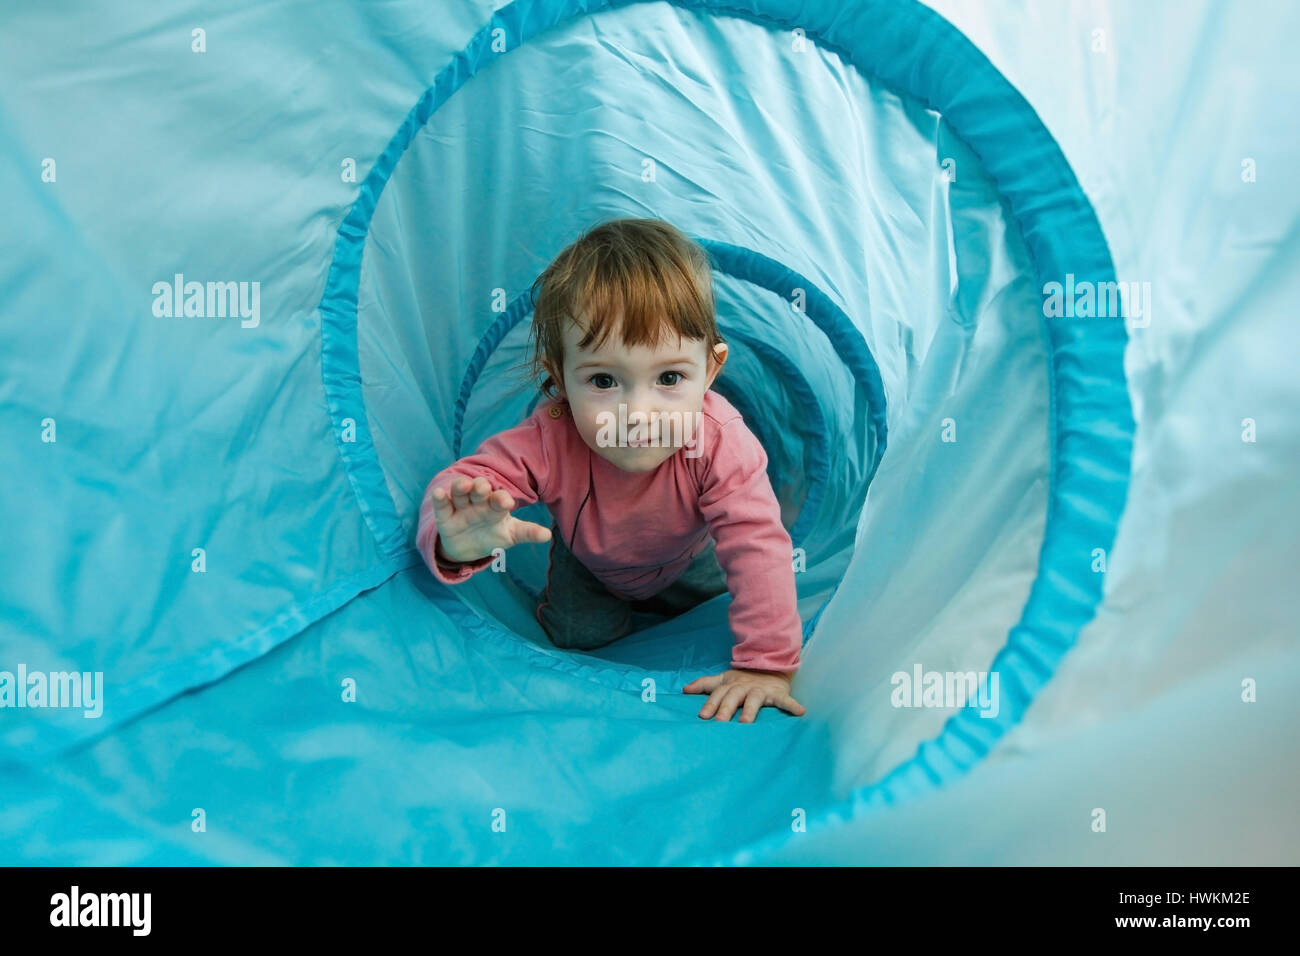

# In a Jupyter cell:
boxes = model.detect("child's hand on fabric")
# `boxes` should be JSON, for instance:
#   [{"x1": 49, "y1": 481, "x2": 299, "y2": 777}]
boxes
[
  {"x1": 683, "y1": 668, "x2": 806, "y2": 722},
  {"x1": 431, "y1": 475, "x2": 552, "y2": 563}
]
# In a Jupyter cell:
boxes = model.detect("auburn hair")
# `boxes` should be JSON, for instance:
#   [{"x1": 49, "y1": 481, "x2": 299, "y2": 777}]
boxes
[{"x1": 522, "y1": 217, "x2": 724, "y2": 399}]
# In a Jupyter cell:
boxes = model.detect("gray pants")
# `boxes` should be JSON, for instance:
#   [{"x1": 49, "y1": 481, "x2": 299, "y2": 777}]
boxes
[{"x1": 535, "y1": 524, "x2": 729, "y2": 651}]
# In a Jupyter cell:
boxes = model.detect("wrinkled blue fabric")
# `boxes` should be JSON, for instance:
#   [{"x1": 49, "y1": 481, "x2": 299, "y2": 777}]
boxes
[{"x1": 2, "y1": 0, "x2": 1293, "y2": 865}]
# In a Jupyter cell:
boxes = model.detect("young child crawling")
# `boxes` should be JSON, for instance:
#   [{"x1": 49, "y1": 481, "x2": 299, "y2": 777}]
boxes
[{"x1": 417, "y1": 218, "x2": 805, "y2": 723}]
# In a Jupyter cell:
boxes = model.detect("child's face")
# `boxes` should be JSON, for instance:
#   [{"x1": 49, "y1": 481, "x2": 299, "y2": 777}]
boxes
[{"x1": 547, "y1": 312, "x2": 727, "y2": 473}]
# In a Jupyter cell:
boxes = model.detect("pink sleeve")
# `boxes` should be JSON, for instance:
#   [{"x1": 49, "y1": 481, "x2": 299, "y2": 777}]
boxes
[
  {"x1": 697, "y1": 418, "x2": 802, "y2": 676},
  {"x1": 417, "y1": 414, "x2": 549, "y2": 586}
]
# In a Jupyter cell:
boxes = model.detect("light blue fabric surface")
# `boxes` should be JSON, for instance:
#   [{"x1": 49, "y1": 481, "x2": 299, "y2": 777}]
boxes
[{"x1": 2, "y1": 0, "x2": 1295, "y2": 864}]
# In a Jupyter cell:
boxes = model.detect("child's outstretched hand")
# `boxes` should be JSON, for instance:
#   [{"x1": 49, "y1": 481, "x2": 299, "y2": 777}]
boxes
[
  {"x1": 684, "y1": 668, "x2": 806, "y2": 723},
  {"x1": 430, "y1": 475, "x2": 552, "y2": 563}
]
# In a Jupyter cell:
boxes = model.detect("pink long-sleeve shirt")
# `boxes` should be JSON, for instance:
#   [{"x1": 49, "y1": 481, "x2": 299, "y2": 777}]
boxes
[{"x1": 416, "y1": 389, "x2": 802, "y2": 675}]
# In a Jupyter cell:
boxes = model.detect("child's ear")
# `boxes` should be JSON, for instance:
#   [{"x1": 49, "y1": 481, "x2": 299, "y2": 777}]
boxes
[
  {"x1": 543, "y1": 359, "x2": 565, "y2": 398},
  {"x1": 706, "y1": 343, "x2": 728, "y2": 386}
]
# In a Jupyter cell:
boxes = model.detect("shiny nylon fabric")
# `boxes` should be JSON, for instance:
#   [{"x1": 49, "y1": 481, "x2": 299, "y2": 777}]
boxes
[
  {"x1": 0, "y1": 0, "x2": 1104, "y2": 864},
  {"x1": 8, "y1": 0, "x2": 1291, "y2": 865}
]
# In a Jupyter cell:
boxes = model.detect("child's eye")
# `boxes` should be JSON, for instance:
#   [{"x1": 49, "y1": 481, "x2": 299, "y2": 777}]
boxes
[{"x1": 586, "y1": 372, "x2": 682, "y2": 389}]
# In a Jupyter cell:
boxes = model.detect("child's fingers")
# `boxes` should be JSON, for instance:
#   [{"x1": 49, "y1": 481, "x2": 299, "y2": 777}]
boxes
[
  {"x1": 714, "y1": 684, "x2": 752, "y2": 720},
  {"x1": 682, "y1": 674, "x2": 723, "y2": 694},
  {"x1": 448, "y1": 476, "x2": 473, "y2": 510},
  {"x1": 447, "y1": 476, "x2": 491, "y2": 510},
  {"x1": 699, "y1": 683, "x2": 741, "y2": 720},
  {"x1": 779, "y1": 694, "x2": 807, "y2": 717},
  {"x1": 739, "y1": 690, "x2": 765, "y2": 724},
  {"x1": 430, "y1": 484, "x2": 454, "y2": 517},
  {"x1": 511, "y1": 519, "x2": 552, "y2": 544},
  {"x1": 454, "y1": 476, "x2": 487, "y2": 506},
  {"x1": 433, "y1": 479, "x2": 469, "y2": 514},
  {"x1": 466, "y1": 476, "x2": 492, "y2": 504}
]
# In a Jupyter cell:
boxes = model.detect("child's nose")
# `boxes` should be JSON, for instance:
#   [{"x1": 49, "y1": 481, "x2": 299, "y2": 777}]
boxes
[
  {"x1": 621, "y1": 386, "x2": 653, "y2": 412},
  {"x1": 619, "y1": 391, "x2": 659, "y2": 424}
]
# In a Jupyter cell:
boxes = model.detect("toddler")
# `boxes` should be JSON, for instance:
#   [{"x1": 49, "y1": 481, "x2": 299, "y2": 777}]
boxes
[{"x1": 417, "y1": 218, "x2": 805, "y2": 723}]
